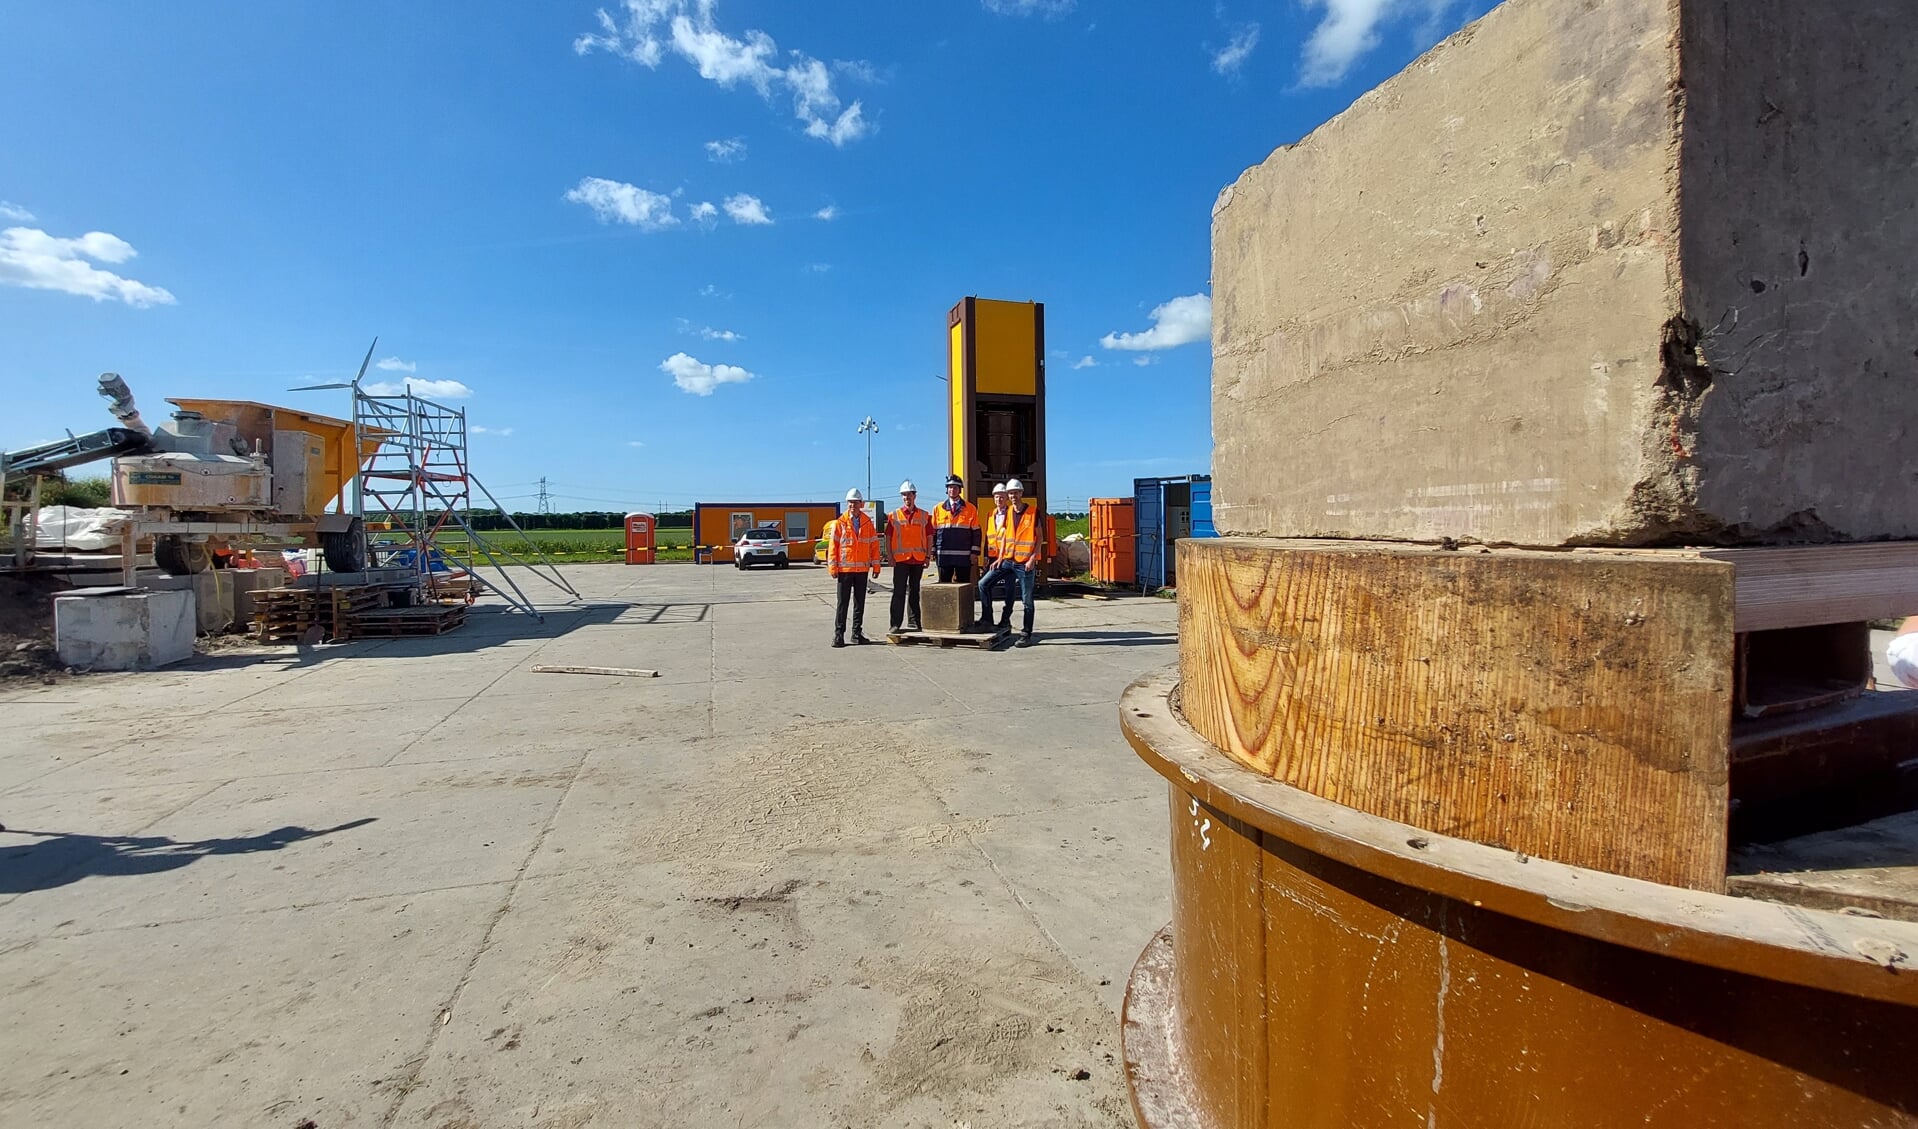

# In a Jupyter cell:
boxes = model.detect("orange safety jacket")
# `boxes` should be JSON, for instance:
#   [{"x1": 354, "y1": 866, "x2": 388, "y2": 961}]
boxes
[
  {"x1": 930, "y1": 498, "x2": 980, "y2": 563},
  {"x1": 888, "y1": 504, "x2": 933, "y2": 564},
  {"x1": 828, "y1": 509, "x2": 881, "y2": 575},
  {"x1": 988, "y1": 504, "x2": 1040, "y2": 565}
]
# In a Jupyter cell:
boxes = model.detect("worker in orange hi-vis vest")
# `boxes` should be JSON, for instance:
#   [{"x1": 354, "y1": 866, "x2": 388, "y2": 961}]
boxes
[
  {"x1": 887, "y1": 480, "x2": 934, "y2": 633},
  {"x1": 828, "y1": 487, "x2": 883, "y2": 647},
  {"x1": 978, "y1": 477, "x2": 1041, "y2": 646}
]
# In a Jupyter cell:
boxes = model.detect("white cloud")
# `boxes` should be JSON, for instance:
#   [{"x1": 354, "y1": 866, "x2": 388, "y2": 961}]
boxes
[
  {"x1": 375, "y1": 356, "x2": 417, "y2": 373},
  {"x1": 678, "y1": 318, "x2": 742, "y2": 341},
  {"x1": 564, "y1": 176, "x2": 679, "y2": 229},
  {"x1": 1100, "y1": 293, "x2": 1212, "y2": 351},
  {"x1": 1212, "y1": 24, "x2": 1260, "y2": 74},
  {"x1": 575, "y1": 1, "x2": 875, "y2": 147},
  {"x1": 1133, "y1": 355, "x2": 1159, "y2": 367},
  {"x1": 812, "y1": 204, "x2": 838, "y2": 221},
  {"x1": 722, "y1": 193, "x2": 772, "y2": 225},
  {"x1": 469, "y1": 425, "x2": 514, "y2": 436},
  {"x1": 661, "y1": 351, "x2": 755, "y2": 396},
  {"x1": 833, "y1": 59, "x2": 879, "y2": 83},
  {"x1": 1071, "y1": 355, "x2": 1097, "y2": 370},
  {"x1": 627, "y1": 440, "x2": 646, "y2": 448},
  {"x1": 688, "y1": 201, "x2": 719, "y2": 227},
  {"x1": 704, "y1": 137, "x2": 747, "y2": 162},
  {"x1": 982, "y1": 0, "x2": 1075, "y2": 16},
  {"x1": 0, "y1": 226, "x2": 175, "y2": 307},
  {"x1": 806, "y1": 262, "x2": 832, "y2": 274},
  {"x1": 698, "y1": 283, "x2": 729, "y2": 298},
  {"x1": 1299, "y1": 0, "x2": 1453, "y2": 88},
  {"x1": 574, "y1": 1, "x2": 670, "y2": 64},
  {"x1": 0, "y1": 202, "x2": 33, "y2": 222},
  {"x1": 364, "y1": 377, "x2": 474, "y2": 399}
]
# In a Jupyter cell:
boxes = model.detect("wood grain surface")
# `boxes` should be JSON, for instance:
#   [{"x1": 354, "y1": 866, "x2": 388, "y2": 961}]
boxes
[{"x1": 1178, "y1": 538, "x2": 1737, "y2": 890}]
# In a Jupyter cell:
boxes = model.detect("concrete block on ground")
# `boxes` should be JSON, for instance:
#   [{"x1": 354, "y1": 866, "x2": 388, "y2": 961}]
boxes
[
  {"x1": 1211, "y1": 0, "x2": 1918, "y2": 547},
  {"x1": 921, "y1": 582, "x2": 976, "y2": 634},
  {"x1": 146, "y1": 571, "x2": 234, "y2": 634},
  {"x1": 230, "y1": 567, "x2": 286, "y2": 626},
  {"x1": 54, "y1": 589, "x2": 194, "y2": 671}
]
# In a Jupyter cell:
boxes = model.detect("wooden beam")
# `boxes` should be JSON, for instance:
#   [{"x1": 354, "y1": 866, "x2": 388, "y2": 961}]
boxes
[
  {"x1": 1695, "y1": 542, "x2": 1918, "y2": 633},
  {"x1": 1177, "y1": 537, "x2": 1735, "y2": 891}
]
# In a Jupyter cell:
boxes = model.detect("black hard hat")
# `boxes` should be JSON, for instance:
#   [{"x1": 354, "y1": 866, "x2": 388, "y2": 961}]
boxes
[{"x1": 944, "y1": 474, "x2": 963, "y2": 488}]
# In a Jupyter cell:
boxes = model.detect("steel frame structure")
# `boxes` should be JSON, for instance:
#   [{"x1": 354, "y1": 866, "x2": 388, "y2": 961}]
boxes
[{"x1": 352, "y1": 389, "x2": 577, "y2": 620}]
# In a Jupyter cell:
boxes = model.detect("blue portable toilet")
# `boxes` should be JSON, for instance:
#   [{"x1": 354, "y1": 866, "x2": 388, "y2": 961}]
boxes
[{"x1": 1133, "y1": 473, "x2": 1213, "y2": 591}]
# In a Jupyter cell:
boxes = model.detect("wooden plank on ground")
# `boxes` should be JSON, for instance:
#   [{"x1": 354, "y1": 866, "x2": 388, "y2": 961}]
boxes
[
  {"x1": 531, "y1": 664, "x2": 660, "y2": 678},
  {"x1": 1177, "y1": 537, "x2": 1736, "y2": 891}
]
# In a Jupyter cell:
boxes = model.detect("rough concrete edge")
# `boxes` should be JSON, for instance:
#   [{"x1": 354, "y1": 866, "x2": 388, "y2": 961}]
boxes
[{"x1": 1210, "y1": 3, "x2": 1498, "y2": 226}]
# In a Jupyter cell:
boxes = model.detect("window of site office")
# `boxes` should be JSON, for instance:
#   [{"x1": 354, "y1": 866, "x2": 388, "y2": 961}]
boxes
[
  {"x1": 731, "y1": 512, "x2": 768, "y2": 541},
  {"x1": 785, "y1": 512, "x2": 810, "y2": 544}
]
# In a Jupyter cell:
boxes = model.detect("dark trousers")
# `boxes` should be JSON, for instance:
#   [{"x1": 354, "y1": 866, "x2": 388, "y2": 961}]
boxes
[
  {"x1": 936, "y1": 559, "x2": 974, "y2": 584},
  {"x1": 889, "y1": 561, "x2": 925, "y2": 631},
  {"x1": 833, "y1": 573, "x2": 868, "y2": 640}
]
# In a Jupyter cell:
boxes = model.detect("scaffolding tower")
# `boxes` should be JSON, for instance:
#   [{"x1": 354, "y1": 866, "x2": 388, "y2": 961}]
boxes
[{"x1": 352, "y1": 389, "x2": 577, "y2": 620}]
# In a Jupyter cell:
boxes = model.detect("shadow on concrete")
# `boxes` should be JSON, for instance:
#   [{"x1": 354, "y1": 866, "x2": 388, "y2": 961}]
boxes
[
  {"x1": 0, "y1": 817, "x2": 378, "y2": 895},
  {"x1": 174, "y1": 601, "x2": 715, "y2": 672},
  {"x1": 1037, "y1": 629, "x2": 1177, "y2": 648}
]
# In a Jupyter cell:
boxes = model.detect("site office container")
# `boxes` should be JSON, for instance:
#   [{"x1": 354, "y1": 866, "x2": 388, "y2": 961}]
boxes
[
  {"x1": 624, "y1": 513, "x2": 656, "y2": 564},
  {"x1": 1090, "y1": 498, "x2": 1136, "y2": 586},
  {"x1": 694, "y1": 502, "x2": 840, "y2": 564},
  {"x1": 1134, "y1": 474, "x2": 1213, "y2": 591}
]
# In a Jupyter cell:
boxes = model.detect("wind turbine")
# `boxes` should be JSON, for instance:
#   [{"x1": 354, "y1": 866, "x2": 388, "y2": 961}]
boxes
[{"x1": 289, "y1": 337, "x2": 379, "y2": 518}]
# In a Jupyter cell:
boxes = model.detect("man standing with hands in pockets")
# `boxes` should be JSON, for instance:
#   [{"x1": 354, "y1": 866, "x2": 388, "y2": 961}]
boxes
[
  {"x1": 978, "y1": 478, "x2": 1041, "y2": 646},
  {"x1": 829, "y1": 487, "x2": 882, "y2": 647}
]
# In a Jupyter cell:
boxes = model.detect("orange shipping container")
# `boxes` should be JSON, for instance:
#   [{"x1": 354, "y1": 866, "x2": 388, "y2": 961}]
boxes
[{"x1": 1091, "y1": 498, "x2": 1135, "y2": 586}]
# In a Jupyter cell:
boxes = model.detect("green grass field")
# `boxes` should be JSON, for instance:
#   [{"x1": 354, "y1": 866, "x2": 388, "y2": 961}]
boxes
[
  {"x1": 433, "y1": 526, "x2": 694, "y2": 561},
  {"x1": 435, "y1": 517, "x2": 1087, "y2": 564}
]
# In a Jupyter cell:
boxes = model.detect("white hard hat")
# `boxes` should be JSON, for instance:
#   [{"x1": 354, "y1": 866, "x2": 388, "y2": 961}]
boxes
[
  {"x1": 898, "y1": 480, "x2": 916, "y2": 494},
  {"x1": 992, "y1": 482, "x2": 1008, "y2": 494},
  {"x1": 846, "y1": 487, "x2": 864, "y2": 503},
  {"x1": 1006, "y1": 478, "x2": 1025, "y2": 492}
]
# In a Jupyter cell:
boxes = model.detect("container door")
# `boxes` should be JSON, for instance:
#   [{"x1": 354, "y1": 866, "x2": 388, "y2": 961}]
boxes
[
  {"x1": 1091, "y1": 501, "x2": 1113, "y2": 582},
  {"x1": 1135, "y1": 479, "x2": 1165, "y2": 590},
  {"x1": 1191, "y1": 479, "x2": 1215, "y2": 538}
]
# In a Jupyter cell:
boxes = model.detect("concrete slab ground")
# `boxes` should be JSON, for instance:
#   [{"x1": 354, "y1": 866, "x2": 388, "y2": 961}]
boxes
[{"x1": 0, "y1": 563, "x2": 1177, "y2": 1128}]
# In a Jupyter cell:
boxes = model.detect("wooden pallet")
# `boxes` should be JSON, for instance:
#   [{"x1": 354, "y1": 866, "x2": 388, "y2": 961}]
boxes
[
  {"x1": 338, "y1": 603, "x2": 467, "y2": 639},
  {"x1": 251, "y1": 583, "x2": 412, "y2": 641},
  {"x1": 886, "y1": 627, "x2": 1011, "y2": 650}
]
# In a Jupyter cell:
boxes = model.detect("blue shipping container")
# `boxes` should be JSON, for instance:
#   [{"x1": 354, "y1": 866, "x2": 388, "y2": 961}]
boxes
[{"x1": 1133, "y1": 473, "x2": 1212, "y2": 591}]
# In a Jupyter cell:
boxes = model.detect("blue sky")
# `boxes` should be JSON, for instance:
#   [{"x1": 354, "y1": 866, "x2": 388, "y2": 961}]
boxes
[{"x1": 1, "y1": 0, "x2": 1492, "y2": 515}]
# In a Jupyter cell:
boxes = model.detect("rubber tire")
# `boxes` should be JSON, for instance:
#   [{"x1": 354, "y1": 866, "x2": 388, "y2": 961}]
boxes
[
  {"x1": 320, "y1": 516, "x2": 368, "y2": 574},
  {"x1": 154, "y1": 535, "x2": 211, "y2": 576},
  {"x1": 777, "y1": 555, "x2": 789, "y2": 569}
]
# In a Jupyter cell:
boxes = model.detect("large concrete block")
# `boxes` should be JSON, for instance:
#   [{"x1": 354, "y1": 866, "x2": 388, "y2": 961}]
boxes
[
  {"x1": 55, "y1": 589, "x2": 194, "y2": 671},
  {"x1": 920, "y1": 582, "x2": 976, "y2": 634},
  {"x1": 1211, "y1": 0, "x2": 1918, "y2": 547}
]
